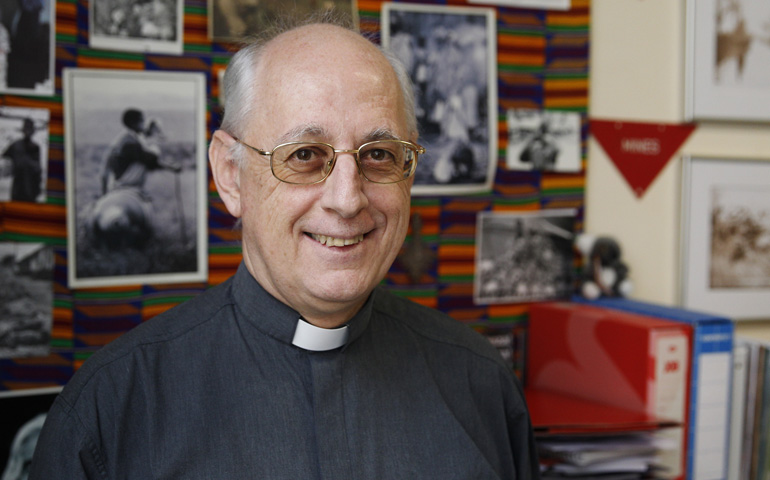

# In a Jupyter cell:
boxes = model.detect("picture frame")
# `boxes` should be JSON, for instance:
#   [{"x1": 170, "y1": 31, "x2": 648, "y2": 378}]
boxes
[
  {"x1": 63, "y1": 68, "x2": 208, "y2": 289},
  {"x1": 0, "y1": 242, "x2": 54, "y2": 359},
  {"x1": 89, "y1": 0, "x2": 184, "y2": 55},
  {"x1": 680, "y1": 156, "x2": 770, "y2": 320},
  {"x1": 685, "y1": 0, "x2": 770, "y2": 122},
  {"x1": 0, "y1": 106, "x2": 50, "y2": 203},
  {"x1": 0, "y1": 0, "x2": 55, "y2": 96},
  {"x1": 506, "y1": 108, "x2": 581, "y2": 173},
  {"x1": 467, "y1": 0, "x2": 571, "y2": 10},
  {"x1": 208, "y1": 0, "x2": 358, "y2": 43},
  {"x1": 381, "y1": 3, "x2": 498, "y2": 196},
  {"x1": 474, "y1": 209, "x2": 576, "y2": 305},
  {"x1": 0, "y1": 386, "x2": 61, "y2": 477}
]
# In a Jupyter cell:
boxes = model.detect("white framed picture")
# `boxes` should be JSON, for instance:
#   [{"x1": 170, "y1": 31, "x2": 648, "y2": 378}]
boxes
[
  {"x1": 474, "y1": 209, "x2": 576, "y2": 305},
  {"x1": 0, "y1": 106, "x2": 49, "y2": 203},
  {"x1": 381, "y1": 3, "x2": 498, "y2": 196},
  {"x1": 208, "y1": 0, "x2": 358, "y2": 42},
  {"x1": 0, "y1": 0, "x2": 56, "y2": 96},
  {"x1": 680, "y1": 156, "x2": 770, "y2": 319},
  {"x1": 63, "y1": 68, "x2": 208, "y2": 289},
  {"x1": 506, "y1": 108, "x2": 581, "y2": 173},
  {"x1": 468, "y1": 0, "x2": 570, "y2": 10},
  {"x1": 685, "y1": 0, "x2": 770, "y2": 121},
  {"x1": 89, "y1": 0, "x2": 184, "y2": 55}
]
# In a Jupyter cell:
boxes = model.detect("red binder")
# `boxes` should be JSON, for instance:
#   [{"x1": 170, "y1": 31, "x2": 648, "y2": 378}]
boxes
[{"x1": 527, "y1": 302, "x2": 692, "y2": 479}]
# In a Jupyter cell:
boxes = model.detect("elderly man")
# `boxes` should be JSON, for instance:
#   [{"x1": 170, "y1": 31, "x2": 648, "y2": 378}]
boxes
[{"x1": 30, "y1": 16, "x2": 539, "y2": 479}]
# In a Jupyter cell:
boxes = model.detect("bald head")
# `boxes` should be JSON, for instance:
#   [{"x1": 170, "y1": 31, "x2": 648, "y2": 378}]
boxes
[{"x1": 219, "y1": 20, "x2": 416, "y2": 153}]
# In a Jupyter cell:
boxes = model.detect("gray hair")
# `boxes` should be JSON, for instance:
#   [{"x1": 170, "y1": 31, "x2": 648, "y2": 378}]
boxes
[{"x1": 219, "y1": 12, "x2": 417, "y2": 166}]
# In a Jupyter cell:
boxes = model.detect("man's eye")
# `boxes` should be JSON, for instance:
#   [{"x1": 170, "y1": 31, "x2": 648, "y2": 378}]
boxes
[
  {"x1": 366, "y1": 149, "x2": 395, "y2": 162},
  {"x1": 293, "y1": 149, "x2": 315, "y2": 161}
]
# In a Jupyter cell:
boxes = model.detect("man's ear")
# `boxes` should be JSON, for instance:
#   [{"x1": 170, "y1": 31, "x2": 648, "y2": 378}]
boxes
[{"x1": 209, "y1": 130, "x2": 243, "y2": 219}]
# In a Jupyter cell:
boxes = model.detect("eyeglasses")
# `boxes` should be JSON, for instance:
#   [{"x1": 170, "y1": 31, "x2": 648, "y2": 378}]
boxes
[{"x1": 234, "y1": 138, "x2": 425, "y2": 185}]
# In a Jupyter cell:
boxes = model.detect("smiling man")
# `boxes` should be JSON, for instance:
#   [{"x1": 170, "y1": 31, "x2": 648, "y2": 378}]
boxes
[{"x1": 31, "y1": 15, "x2": 539, "y2": 480}]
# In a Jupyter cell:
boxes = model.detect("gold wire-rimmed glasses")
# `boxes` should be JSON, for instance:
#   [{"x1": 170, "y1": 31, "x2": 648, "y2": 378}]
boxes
[{"x1": 233, "y1": 138, "x2": 425, "y2": 185}]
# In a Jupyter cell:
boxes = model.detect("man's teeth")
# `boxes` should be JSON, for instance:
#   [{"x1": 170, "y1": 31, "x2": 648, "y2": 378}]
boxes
[{"x1": 311, "y1": 233, "x2": 364, "y2": 247}]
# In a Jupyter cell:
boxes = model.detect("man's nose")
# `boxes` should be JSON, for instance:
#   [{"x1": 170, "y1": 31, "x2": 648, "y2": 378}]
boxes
[{"x1": 319, "y1": 153, "x2": 368, "y2": 218}]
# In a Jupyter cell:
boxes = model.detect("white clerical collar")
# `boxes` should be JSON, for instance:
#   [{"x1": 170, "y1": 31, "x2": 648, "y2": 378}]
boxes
[{"x1": 292, "y1": 318, "x2": 349, "y2": 351}]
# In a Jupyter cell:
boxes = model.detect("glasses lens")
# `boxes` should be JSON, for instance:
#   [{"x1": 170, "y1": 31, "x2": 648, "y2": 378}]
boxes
[
  {"x1": 271, "y1": 143, "x2": 334, "y2": 184},
  {"x1": 359, "y1": 141, "x2": 417, "y2": 184}
]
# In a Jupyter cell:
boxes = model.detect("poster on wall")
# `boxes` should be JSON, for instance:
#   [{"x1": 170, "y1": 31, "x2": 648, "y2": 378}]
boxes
[
  {"x1": 686, "y1": 0, "x2": 770, "y2": 121},
  {"x1": 474, "y1": 209, "x2": 576, "y2": 304},
  {"x1": 63, "y1": 68, "x2": 208, "y2": 289},
  {"x1": 506, "y1": 109, "x2": 581, "y2": 173},
  {"x1": 0, "y1": 106, "x2": 49, "y2": 203},
  {"x1": 0, "y1": 242, "x2": 54, "y2": 359},
  {"x1": 381, "y1": 3, "x2": 498, "y2": 196},
  {"x1": 208, "y1": 0, "x2": 358, "y2": 42},
  {"x1": 89, "y1": 0, "x2": 184, "y2": 55},
  {"x1": 0, "y1": 387, "x2": 61, "y2": 478},
  {"x1": 468, "y1": 0, "x2": 571, "y2": 10},
  {"x1": 681, "y1": 156, "x2": 770, "y2": 319},
  {"x1": 0, "y1": 0, "x2": 55, "y2": 96}
]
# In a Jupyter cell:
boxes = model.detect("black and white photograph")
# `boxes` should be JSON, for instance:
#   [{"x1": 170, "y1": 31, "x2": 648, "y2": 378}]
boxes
[
  {"x1": 208, "y1": 0, "x2": 357, "y2": 42},
  {"x1": 64, "y1": 68, "x2": 208, "y2": 288},
  {"x1": 0, "y1": 106, "x2": 48, "y2": 203},
  {"x1": 506, "y1": 108, "x2": 581, "y2": 172},
  {"x1": 686, "y1": 0, "x2": 770, "y2": 121},
  {"x1": 468, "y1": 0, "x2": 570, "y2": 10},
  {"x1": 381, "y1": 3, "x2": 497, "y2": 195},
  {"x1": 681, "y1": 156, "x2": 770, "y2": 319},
  {"x1": 0, "y1": 242, "x2": 54, "y2": 359},
  {"x1": 0, "y1": 0, "x2": 55, "y2": 96},
  {"x1": 474, "y1": 209, "x2": 576, "y2": 304},
  {"x1": 89, "y1": 0, "x2": 183, "y2": 55},
  {"x1": 0, "y1": 387, "x2": 61, "y2": 479}
]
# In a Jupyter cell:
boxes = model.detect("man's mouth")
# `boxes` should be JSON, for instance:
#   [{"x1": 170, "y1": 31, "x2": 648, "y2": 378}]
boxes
[{"x1": 309, "y1": 233, "x2": 365, "y2": 247}]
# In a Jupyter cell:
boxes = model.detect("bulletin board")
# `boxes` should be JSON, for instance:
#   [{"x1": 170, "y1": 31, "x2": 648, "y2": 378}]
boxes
[{"x1": 0, "y1": 0, "x2": 589, "y2": 391}]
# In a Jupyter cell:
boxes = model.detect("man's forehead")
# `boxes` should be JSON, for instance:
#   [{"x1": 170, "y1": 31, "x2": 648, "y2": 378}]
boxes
[{"x1": 274, "y1": 124, "x2": 403, "y2": 144}]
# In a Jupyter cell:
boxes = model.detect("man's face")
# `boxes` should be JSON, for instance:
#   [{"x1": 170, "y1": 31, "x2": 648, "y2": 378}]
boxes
[{"x1": 232, "y1": 26, "x2": 414, "y2": 325}]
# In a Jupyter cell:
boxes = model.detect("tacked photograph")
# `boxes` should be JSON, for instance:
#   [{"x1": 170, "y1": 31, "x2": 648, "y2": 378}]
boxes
[
  {"x1": 0, "y1": 106, "x2": 49, "y2": 203},
  {"x1": 381, "y1": 3, "x2": 497, "y2": 195},
  {"x1": 474, "y1": 209, "x2": 576, "y2": 304},
  {"x1": 0, "y1": 0, "x2": 55, "y2": 96},
  {"x1": 506, "y1": 108, "x2": 581, "y2": 173},
  {"x1": 0, "y1": 242, "x2": 54, "y2": 359},
  {"x1": 64, "y1": 68, "x2": 208, "y2": 288},
  {"x1": 208, "y1": 0, "x2": 357, "y2": 42},
  {"x1": 89, "y1": 0, "x2": 183, "y2": 54}
]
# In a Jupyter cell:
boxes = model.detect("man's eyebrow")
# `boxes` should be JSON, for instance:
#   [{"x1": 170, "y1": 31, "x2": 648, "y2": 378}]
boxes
[
  {"x1": 363, "y1": 128, "x2": 401, "y2": 143},
  {"x1": 276, "y1": 124, "x2": 329, "y2": 144}
]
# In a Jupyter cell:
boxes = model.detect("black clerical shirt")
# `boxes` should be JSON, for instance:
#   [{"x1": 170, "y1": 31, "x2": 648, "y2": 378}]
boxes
[{"x1": 30, "y1": 263, "x2": 540, "y2": 479}]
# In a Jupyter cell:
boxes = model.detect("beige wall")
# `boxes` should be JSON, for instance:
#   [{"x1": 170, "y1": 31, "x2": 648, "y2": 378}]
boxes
[{"x1": 587, "y1": 0, "x2": 770, "y2": 340}]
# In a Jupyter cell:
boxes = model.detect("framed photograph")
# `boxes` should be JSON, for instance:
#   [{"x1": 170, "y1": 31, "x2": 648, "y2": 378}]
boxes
[
  {"x1": 0, "y1": 242, "x2": 54, "y2": 358},
  {"x1": 474, "y1": 209, "x2": 576, "y2": 304},
  {"x1": 0, "y1": 106, "x2": 49, "y2": 203},
  {"x1": 681, "y1": 156, "x2": 770, "y2": 320},
  {"x1": 506, "y1": 109, "x2": 581, "y2": 173},
  {"x1": 89, "y1": 0, "x2": 183, "y2": 55},
  {"x1": 208, "y1": 0, "x2": 358, "y2": 42},
  {"x1": 685, "y1": 0, "x2": 770, "y2": 121},
  {"x1": 64, "y1": 68, "x2": 208, "y2": 289},
  {"x1": 0, "y1": 0, "x2": 55, "y2": 96},
  {"x1": 381, "y1": 3, "x2": 498, "y2": 196},
  {"x1": 0, "y1": 386, "x2": 61, "y2": 478}
]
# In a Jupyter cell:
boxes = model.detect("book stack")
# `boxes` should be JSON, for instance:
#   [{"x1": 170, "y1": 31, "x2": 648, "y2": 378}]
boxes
[
  {"x1": 728, "y1": 338, "x2": 770, "y2": 480},
  {"x1": 527, "y1": 301, "x2": 692, "y2": 479}
]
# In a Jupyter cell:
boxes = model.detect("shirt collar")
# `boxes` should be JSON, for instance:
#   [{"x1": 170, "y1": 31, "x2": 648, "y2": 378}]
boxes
[{"x1": 231, "y1": 262, "x2": 373, "y2": 351}]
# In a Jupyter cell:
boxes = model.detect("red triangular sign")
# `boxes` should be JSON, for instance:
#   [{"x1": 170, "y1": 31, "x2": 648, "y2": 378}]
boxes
[{"x1": 590, "y1": 119, "x2": 696, "y2": 198}]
